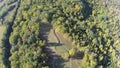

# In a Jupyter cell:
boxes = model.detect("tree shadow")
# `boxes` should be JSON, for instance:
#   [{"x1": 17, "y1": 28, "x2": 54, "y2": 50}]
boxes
[
  {"x1": 48, "y1": 42, "x2": 63, "y2": 47},
  {"x1": 39, "y1": 22, "x2": 67, "y2": 68},
  {"x1": 74, "y1": 51, "x2": 84, "y2": 59},
  {"x1": 39, "y1": 22, "x2": 52, "y2": 42},
  {"x1": 43, "y1": 45, "x2": 67, "y2": 68},
  {"x1": 81, "y1": 0, "x2": 92, "y2": 20},
  {"x1": 1, "y1": 4, "x2": 16, "y2": 21},
  {"x1": 47, "y1": 55, "x2": 68, "y2": 68},
  {"x1": 54, "y1": 55, "x2": 68, "y2": 68}
]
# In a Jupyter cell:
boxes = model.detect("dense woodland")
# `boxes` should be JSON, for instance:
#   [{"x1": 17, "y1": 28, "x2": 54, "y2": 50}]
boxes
[{"x1": 0, "y1": 0, "x2": 120, "y2": 68}]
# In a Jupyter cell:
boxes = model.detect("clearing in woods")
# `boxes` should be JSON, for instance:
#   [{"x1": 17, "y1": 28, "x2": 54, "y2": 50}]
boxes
[{"x1": 40, "y1": 22, "x2": 82, "y2": 68}]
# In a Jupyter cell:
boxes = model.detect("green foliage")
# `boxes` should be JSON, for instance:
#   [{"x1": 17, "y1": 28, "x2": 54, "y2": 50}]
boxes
[
  {"x1": 0, "y1": 0, "x2": 119, "y2": 68},
  {"x1": 34, "y1": 0, "x2": 118, "y2": 67},
  {"x1": 68, "y1": 48, "x2": 76, "y2": 57},
  {"x1": 9, "y1": 0, "x2": 48, "y2": 68},
  {"x1": 80, "y1": 53, "x2": 97, "y2": 68},
  {"x1": 10, "y1": 32, "x2": 20, "y2": 45}
]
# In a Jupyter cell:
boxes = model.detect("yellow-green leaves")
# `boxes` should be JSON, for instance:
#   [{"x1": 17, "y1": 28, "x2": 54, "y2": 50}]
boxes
[{"x1": 69, "y1": 48, "x2": 76, "y2": 57}]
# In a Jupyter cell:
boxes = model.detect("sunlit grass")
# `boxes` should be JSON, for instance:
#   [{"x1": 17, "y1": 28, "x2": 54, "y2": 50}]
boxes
[{"x1": 0, "y1": 25, "x2": 6, "y2": 44}]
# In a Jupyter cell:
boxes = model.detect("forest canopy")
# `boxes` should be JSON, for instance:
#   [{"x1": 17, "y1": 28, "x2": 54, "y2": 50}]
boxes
[{"x1": 0, "y1": 0, "x2": 120, "y2": 68}]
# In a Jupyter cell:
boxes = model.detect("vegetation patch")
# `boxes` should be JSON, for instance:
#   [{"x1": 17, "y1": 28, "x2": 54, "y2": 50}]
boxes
[{"x1": 0, "y1": 25, "x2": 6, "y2": 44}]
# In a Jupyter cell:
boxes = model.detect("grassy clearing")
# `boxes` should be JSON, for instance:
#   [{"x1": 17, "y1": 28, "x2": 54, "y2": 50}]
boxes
[
  {"x1": 41, "y1": 22, "x2": 82, "y2": 67},
  {"x1": 0, "y1": 25, "x2": 6, "y2": 44},
  {"x1": 49, "y1": 30, "x2": 81, "y2": 67}
]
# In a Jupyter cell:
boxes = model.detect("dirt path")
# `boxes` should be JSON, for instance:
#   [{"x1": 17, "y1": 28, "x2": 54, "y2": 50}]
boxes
[
  {"x1": 40, "y1": 22, "x2": 82, "y2": 68},
  {"x1": 40, "y1": 22, "x2": 67, "y2": 68},
  {"x1": 40, "y1": 22, "x2": 57, "y2": 68},
  {"x1": 55, "y1": 31, "x2": 73, "y2": 50}
]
